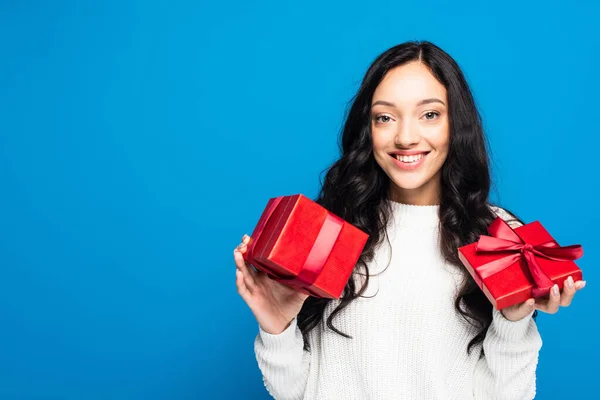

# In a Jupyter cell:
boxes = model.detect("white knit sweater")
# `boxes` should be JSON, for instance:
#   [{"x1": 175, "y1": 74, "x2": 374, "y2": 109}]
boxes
[{"x1": 253, "y1": 201, "x2": 542, "y2": 400}]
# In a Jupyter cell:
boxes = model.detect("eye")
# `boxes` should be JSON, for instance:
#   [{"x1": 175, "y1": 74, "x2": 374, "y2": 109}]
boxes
[
  {"x1": 375, "y1": 115, "x2": 392, "y2": 123},
  {"x1": 423, "y1": 111, "x2": 440, "y2": 120}
]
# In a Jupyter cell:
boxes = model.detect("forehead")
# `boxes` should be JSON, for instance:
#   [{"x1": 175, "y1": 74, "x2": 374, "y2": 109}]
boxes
[{"x1": 373, "y1": 62, "x2": 447, "y2": 104}]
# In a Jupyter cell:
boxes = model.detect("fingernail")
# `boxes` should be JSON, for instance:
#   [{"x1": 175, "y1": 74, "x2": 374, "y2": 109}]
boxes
[
  {"x1": 581, "y1": 281, "x2": 587, "y2": 289},
  {"x1": 567, "y1": 276, "x2": 574, "y2": 288},
  {"x1": 552, "y1": 285, "x2": 559, "y2": 296},
  {"x1": 527, "y1": 299, "x2": 535, "y2": 306}
]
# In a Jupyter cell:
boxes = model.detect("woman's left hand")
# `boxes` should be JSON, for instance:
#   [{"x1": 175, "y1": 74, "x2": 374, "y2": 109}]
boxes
[{"x1": 500, "y1": 276, "x2": 586, "y2": 322}]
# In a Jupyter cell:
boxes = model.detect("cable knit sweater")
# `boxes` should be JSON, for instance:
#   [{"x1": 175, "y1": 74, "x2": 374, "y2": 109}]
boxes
[{"x1": 253, "y1": 202, "x2": 543, "y2": 400}]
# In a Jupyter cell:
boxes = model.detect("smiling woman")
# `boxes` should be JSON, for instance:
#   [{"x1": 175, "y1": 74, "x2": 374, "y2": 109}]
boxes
[{"x1": 233, "y1": 40, "x2": 585, "y2": 400}]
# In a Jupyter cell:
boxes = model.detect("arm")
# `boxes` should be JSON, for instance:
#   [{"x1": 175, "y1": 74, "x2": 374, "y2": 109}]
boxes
[
  {"x1": 254, "y1": 317, "x2": 311, "y2": 400},
  {"x1": 473, "y1": 206, "x2": 543, "y2": 399},
  {"x1": 473, "y1": 309, "x2": 543, "y2": 400},
  {"x1": 233, "y1": 235, "x2": 311, "y2": 399}
]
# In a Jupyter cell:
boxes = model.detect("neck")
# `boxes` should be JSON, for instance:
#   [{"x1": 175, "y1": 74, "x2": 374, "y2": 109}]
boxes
[{"x1": 389, "y1": 176, "x2": 442, "y2": 206}]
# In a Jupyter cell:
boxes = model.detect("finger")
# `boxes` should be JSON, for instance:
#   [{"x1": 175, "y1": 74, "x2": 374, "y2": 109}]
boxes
[
  {"x1": 235, "y1": 269, "x2": 251, "y2": 300},
  {"x1": 235, "y1": 242, "x2": 264, "y2": 278},
  {"x1": 560, "y1": 276, "x2": 576, "y2": 307},
  {"x1": 574, "y1": 280, "x2": 587, "y2": 290},
  {"x1": 536, "y1": 284, "x2": 561, "y2": 314},
  {"x1": 237, "y1": 235, "x2": 254, "y2": 255},
  {"x1": 511, "y1": 298, "x2": 536, "y2": 320},
  {"x1": 520, "y1": 298, "x2": 536, "y2": 313},
  {"x1": 233, "y1": 247, "x2": 246, "y2": 270},
  {"x1": 234, "y1": 249, "x2": 257, "y2": 291},
  {"x1": 235, "y1": 247, "x2": 258, "y2": 278},
  {"x1": 237, "y1": 243, "x2": 247, "y2": 254}
]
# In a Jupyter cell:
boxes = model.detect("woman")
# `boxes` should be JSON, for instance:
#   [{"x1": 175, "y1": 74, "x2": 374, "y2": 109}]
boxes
[{"x1": 233, "y1": 41, "x2": 585, "y2": 400}]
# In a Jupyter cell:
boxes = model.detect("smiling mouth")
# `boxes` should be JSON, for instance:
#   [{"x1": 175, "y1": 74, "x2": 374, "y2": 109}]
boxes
[{"x1": 389, "y1": 152, "x2": 430, "y2": 164}]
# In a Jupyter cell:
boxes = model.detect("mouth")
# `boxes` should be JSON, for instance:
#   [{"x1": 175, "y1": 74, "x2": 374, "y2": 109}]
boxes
[
  {"x1": 388, "y1": 151, "x2": 430, "y2": 170},
  {"x1": 388, "y1": 152, "x2": 430, "y2": 164},
  {"x1": 390, "y1": 153, "x2": 427, "y2": 164}
]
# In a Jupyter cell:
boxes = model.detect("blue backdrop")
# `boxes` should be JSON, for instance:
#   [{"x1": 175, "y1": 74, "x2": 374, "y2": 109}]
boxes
[{"x1": 1, "y1": 1, "x2": 598, "y2": 399}]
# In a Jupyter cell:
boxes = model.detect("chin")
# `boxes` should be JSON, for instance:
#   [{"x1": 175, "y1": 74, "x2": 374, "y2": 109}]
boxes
[
  {"x1": 391, "y1": 180, "x2": 427, "y2": 191},
  {"x1": 389, "y1": 173, "x2": 429, "y2": 191}
]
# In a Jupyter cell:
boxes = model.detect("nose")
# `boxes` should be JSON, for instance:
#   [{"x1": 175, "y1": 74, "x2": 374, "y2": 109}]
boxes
[{"x1": 394, "y1": 119, "x2": 420, "y2": 147}]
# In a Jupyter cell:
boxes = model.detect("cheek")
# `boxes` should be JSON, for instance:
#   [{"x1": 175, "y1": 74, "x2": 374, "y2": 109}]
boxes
[
  {"x1": 426, "y1": 126, "x2": 450, "y2": 158},
  {"x1": 370, "y1": 133, "x2": 390, "y2": 169},
  {"x1": 435, "y1": 138, "x2": 449, "y2": 161},
  {"x1": 371, "y1": 130, "x2": 388, "y2": 154}
]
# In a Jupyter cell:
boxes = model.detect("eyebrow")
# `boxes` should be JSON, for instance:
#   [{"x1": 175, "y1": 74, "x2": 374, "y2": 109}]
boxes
[{"x1": 371, "y1": 98, "x2": 446, "y2": 108}]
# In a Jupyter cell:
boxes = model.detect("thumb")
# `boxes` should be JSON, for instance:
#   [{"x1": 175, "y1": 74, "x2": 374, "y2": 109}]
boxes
[{"x1": 505, "y1": 298, "x2": 536, "y2": 321}]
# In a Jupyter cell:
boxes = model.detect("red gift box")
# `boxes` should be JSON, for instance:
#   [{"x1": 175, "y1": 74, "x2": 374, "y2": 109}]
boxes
[
  {"x1": 458, "y1": 217, "x2": 584, "y2": 310},
  {"x1": 243, "y1": 194, "x2": 369, "y2": 299}
]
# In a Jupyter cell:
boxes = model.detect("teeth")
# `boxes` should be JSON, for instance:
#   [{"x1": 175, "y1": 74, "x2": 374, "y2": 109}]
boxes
[{"x1": 395, "y1": 154, "x2": 424, "y2": 163}]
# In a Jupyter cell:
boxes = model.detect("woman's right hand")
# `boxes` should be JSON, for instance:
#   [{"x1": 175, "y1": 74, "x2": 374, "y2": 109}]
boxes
[{"x1": 234, "y1": 234, "x2": 310, "y2": 335}]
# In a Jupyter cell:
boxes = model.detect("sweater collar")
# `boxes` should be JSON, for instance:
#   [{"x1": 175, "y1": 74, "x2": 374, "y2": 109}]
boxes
[{"x1": 386, "y1": 199, "x2": 440, "y2": 227}]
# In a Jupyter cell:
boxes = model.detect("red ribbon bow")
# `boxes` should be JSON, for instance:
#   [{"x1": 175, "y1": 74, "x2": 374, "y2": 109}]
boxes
[{"x1": 474, "y1": 217, "x2": 583, "y2": 298}]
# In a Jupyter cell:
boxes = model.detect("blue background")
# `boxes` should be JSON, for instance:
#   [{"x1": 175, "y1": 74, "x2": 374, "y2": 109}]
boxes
[{"x1": 1, "y1": 1, "x2": 598, "y2": 399}]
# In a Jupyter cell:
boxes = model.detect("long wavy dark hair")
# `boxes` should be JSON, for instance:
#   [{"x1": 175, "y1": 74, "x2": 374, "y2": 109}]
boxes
[{"x1": 298, "y1": 40, "x2": 531, "y2": 355}]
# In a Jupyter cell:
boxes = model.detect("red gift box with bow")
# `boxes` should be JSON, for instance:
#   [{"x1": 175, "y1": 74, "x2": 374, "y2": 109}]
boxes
[
  {"x1": 243, "y1": 194, "x2": 369, "y2": 299},
  {"x1": 458, "y1": 217, "x2": 584, "y2": 310}
]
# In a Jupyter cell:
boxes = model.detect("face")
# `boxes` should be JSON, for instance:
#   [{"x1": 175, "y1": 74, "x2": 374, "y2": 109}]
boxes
[{"x1": 370, "y1": 61, "x2": 450, "y2": 205}]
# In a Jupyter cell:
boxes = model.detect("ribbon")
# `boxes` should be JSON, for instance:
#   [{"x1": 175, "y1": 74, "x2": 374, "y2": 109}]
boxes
[
  {"x1": 245, "y1": 196, "x2": 344, "y2": 297},
  {"x1": 474, "y1": 217, "x2": 583, "y2": 298}
]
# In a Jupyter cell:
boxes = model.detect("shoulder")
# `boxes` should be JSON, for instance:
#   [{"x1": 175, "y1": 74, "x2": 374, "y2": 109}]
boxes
[{"x1": 488, "y1": 204, "x2": 524, "y2": 229}]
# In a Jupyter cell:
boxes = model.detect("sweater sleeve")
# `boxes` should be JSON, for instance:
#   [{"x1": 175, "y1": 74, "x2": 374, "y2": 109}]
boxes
[
  {"x1": 253, "y1": 317, "x2": 311, "y2": 400},
  {"x1": 473, "y1": 310, "x2": 543, "y2": 399}
]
